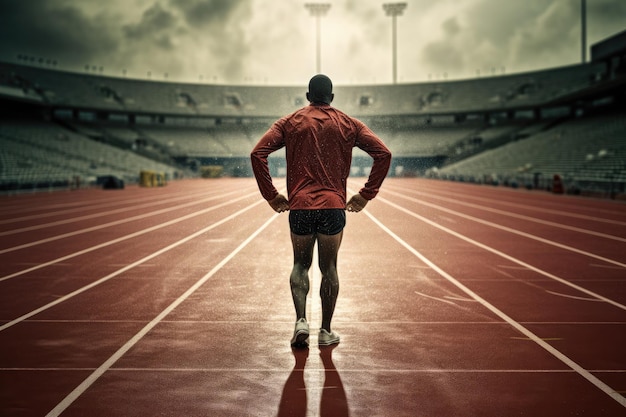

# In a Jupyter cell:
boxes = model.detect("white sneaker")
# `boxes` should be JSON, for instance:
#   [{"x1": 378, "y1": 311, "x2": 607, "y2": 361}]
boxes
[
  {"x1": 318, "y1": 329, "x2": 340, "y2": 346},
  {"x1": 290, "y1": 318, "x2": 309, "y2": 347}
]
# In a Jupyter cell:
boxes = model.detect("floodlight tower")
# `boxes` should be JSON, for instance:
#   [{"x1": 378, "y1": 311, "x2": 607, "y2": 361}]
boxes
[
  {"x1": 305, "y1": 3, "x2": 331, "y2": 74},
  {"x1": 383, "y1": 2, "x2": 407, "y2": 84}
]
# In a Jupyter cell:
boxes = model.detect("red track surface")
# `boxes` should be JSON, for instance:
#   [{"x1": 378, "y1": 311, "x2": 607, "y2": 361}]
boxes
[{"x1": 1, "y1": 178, "x2": 625, "y2": 416}]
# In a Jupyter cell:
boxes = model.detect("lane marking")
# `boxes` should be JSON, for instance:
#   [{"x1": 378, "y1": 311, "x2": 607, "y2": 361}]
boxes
[
  {"x1": 415, "y1": 291, "x2": 457, "y2": 306},
  {"x1": 4, "y1": 367, "x2": 611, "y2": 373},
  {"x1": 0, "y1": 198, "x2": 266, "y2": 331},
  {"x1": 375, "y1": 195, "x2": 626, "y2": 312},
  {"x1": 0, "y1": 191, "x2": 259, "y2": 282},
  {"x1": 0, "y1": 188, "x2": 250, "y2": 253},
  {"x1": 386, "y1": 182, "x2": 626, "y2": 226},
  {"x1": 17, "y1": 320, "x2": 626, "y2": 325},
  {"x1": 363, "y1": 209, "x2": 626, "y2": 408},
  {"x1": 381, "y1": 188, "x2": 626, "y2": 268},
  {"x1": 44, "y1": 213, "x2": 280, "y2": 417},
  {"x1": 0, "y1": 188, "x2": 232, "y2": 236},
  {"x1": 0, "y1": 188, "x2": 207, "y2": 226},
  {"x1": 444, "y1": 295, "x2": 477, "y2": 302},
  {"x1": 544, "y1": 290, "x2": 604, "y2": 302}
]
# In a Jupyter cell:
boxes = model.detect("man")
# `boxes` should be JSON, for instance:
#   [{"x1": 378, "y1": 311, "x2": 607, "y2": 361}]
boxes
[{"x1": 250, "y1": 74, "x2": 391, "y2": 347}]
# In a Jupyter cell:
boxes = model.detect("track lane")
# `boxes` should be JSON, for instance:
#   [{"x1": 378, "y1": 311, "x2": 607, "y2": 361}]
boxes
[
  {"x1": 372, "y1": 185, "x2": 626, "y2": 306},
  {"x1": 410, "y1": 179, "x2": 626, "y2": 223},
  {"x1": 2, "y1": 178, "x2": 625, "y2": 416},
  {"x1": 385, "y1": 183, "x2": 626, "y2": 243},
  {"x1": 0, "y1": 188, "x2": 258, "y2": 280},
  {"x1": 0, "y1": 182, "x2": 255, "y2": 253},
  {"x1": 0, "y1": 185, "x2": 209, "y2": 230},
  {"x1": 0, "y1": 188, "x2": 264, "y2": 324},
  {"x1": 362, "y1": 185, "x2": 626, "y2": 410}
]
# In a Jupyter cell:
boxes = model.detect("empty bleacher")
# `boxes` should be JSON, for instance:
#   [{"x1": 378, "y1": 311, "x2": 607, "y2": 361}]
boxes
[
  {"x1": 437, "y1": 112, "x2": 626, "y2": 190},
  {"x1": 0, "y1": 120, "x2": 180, "y2": 190},
  {"x1": 0, "y1": 56, "x2": 624, "y2": 196}
]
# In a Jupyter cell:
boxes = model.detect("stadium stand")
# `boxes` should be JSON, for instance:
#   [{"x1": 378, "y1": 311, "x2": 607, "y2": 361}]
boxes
[
  {"x1": 436, "y1": 110, "x2": 626, "y2": 194},
  {"x1": 0, "y1": 31, "x2": 624, "y2": 196}
]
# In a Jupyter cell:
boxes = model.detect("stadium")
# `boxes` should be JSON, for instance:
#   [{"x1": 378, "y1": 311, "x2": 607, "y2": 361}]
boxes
[
  {"x1": 1, "y1": 29, "x2": 625, "y2": 197},
  {"x1": 1, "y1": 3, "x2": 626, "y2": 417}
]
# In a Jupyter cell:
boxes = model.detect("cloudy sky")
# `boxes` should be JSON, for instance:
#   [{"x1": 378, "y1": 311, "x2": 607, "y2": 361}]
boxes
[{"x1": 0, "y1": 0, "x2": 624, "y2": 85}]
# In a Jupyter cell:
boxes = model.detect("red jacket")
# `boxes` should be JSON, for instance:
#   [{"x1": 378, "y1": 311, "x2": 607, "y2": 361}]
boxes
[{"x1": 251, "y1": 103, "x2": 392, "y2": 210}]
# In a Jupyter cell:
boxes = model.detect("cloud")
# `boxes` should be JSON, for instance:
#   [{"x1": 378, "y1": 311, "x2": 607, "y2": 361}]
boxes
[
  {"x1": 123, "y1": 3, "x2": 178, "y2": 42},
  {"x1": 419, "y1": 0, "x2": 581, "y2": 78},
  {"x1": 0, "y1": 0, "x2": 624, "y2": 84},
  {"x1": 170, "y1": 0, "x2": 242, "y2": 28},
  {"x1": 0, "y1": 0, "x2": 120, "y2": 66},
  {"x1": 508, "y1": 1, "x2": 580, "y2": 71}
]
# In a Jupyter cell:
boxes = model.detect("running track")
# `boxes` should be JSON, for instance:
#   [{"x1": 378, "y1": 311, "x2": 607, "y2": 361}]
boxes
[{"x1": 1, "y1": 178, "x2": 625, "y2": 416}]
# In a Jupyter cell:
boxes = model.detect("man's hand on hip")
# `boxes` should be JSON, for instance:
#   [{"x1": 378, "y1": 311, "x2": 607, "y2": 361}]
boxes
[
  {"x1": 346, "y1": 194, "x2": 368, "y2": 212},
  {"x1": 269, "y1": 194, "x2": 290, "y2": 213}
]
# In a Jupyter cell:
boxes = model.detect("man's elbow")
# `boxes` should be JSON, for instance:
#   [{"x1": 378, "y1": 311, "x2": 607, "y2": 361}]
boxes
[
  {"x1": 250, "y1": 149, "x2": 263, "y2": 164},
  {"x1": 381, "y1": 149, "x2": 392, "y2": 166}
]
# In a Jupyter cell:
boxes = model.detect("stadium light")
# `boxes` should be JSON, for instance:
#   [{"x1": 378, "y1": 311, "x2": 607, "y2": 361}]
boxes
[
  {"x1": 383, "y1": 2, "x2": 407, "y2": 84},
  {"x1": 305, "y1": 3, "x2": 331, "y2": 74}
]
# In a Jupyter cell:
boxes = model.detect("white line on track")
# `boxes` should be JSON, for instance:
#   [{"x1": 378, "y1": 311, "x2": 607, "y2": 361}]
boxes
[
  {"x1": 385, "y1": 187, "x2": 626, "y2": 243},
  {"x1": 44, "y1": 213, "x2": 279, "y2": 417},
  {"x1": 0, "y1": 188, "x2": 249, "y2": 252},
  {"x1": 10, "y1": 367, "x2": 625, "y2": 373},
  {"x1": 0, "y1": 187, "x2": 237, "y2": 236},
  {"x1": 363, "y1": 208, "x2": 626, "y2": 408},
  {"x1": 376, "y1": 195, "x2": 626, "y2": 311},
  {"x1": 0, "y1": 198, "x2": 266, "y2": 331},
  {"x1": 381, "y1": 189, "x2": 626, "y2": 268},
  {"x1": 395, "y1": 182, "x2": 626, "y2": 225},
  {"x1": 0, "y1": 191, "x2": 258, "y2": 282},
  {"x1": 0, "y1": 188, "x2": 202, "y2": 225}
]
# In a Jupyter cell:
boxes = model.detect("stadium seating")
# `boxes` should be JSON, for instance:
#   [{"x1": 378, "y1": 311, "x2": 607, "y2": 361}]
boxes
[
  {"x1": 436, "y1": 112, "x2": 626, "y2": 194},
  {"x1": 0, "y1": 59, "x2": 623, "y2": 196},
  {"x1": 0, "y1": 120, "x2": 179, "y2": 190}
]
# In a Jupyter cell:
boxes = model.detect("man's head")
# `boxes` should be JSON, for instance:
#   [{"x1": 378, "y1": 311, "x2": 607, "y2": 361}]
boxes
[{"x1": 306, "y1": 74, "x2": 334, "y2": 104}]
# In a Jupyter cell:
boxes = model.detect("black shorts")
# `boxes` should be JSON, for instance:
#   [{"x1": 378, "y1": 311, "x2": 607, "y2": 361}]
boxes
[{"x1": 289, "y1": 209, "x2": 346, "y2": 236}]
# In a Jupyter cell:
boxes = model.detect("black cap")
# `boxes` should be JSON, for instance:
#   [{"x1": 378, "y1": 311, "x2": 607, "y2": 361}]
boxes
[{"x1": 307, "y1": 74, "x2": 333, "y2": 104}]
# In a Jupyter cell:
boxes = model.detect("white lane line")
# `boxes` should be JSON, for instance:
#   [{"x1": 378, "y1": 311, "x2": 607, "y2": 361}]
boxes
[
  {"x1": 376, "y1": 195, "x2": 626, "y2": 312},
  {"x1": 444, "y1": 295, "x2": 477, "y2": 302},
  {"x1": 5, "y1": 367, "x2": 611, "y2": 373},
  {"x1": 0, "y1": 199, "x2": 265, "y2": 332},
  {"x1": 388, "y1": 182, "x2": 626, "y2": 226},
  {"x1": 544, "y1": 290, "x2": 604, "y2": 302},
  {"x1": 381, "y1": 189, "x2": 626, "y2": 268},
  {"x1": 0, "y1": 188, "x2": 248, "y2": 253},
  {"x1": 385, "y1": 187, "x2": 626, "y2": 243},
  {"x1": 414, "y1": 291, "x2": 457, "y2": 306},
  {"x1": 44, "y1": 212, "x2": 280, "y2": 417},
  {"x1": 0, "y1": 188, "x2": 200, "y2": 226},
  {"x1": 0, "y1": 191, "x2": 258, "y2": 282},
  {"x1": 363, "y1": 209, "x2": 626, "y2": 408},
  {"x1": 0, "y1": 188, "x2": 229, "y2": 236}
]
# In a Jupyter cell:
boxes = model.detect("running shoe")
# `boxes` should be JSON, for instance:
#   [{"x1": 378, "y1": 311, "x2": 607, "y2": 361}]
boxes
[
  {"x1": 318, "y1": 329, "x2": 340, "y2": 346},
  {"x1": 290, "y1": 318, "x2": 309, "y2": 347}
]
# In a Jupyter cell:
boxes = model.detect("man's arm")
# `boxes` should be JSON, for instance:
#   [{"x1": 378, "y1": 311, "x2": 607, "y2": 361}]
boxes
[
  {"x1": 351, "y1": 123, "x2": 392, "y2": 204},
  {"x1": 250, "y1": 123, "x2": 287, "y2": 208}
]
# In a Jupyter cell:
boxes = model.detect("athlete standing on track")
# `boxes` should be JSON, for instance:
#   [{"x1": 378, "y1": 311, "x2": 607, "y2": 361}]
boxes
[{"x1": 250, "y1": 74, "x2": 392, "y2": 347}]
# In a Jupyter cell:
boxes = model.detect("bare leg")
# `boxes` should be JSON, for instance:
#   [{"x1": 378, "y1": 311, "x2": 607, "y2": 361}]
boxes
[
  {"x1": 317, "y1": 231, "x2": 343, "y2": 332},
  {"x1": 290, "y1": 233, "x2": 316, "y2": 320}
]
